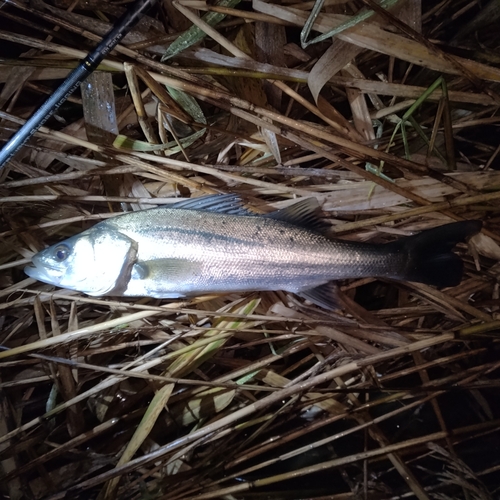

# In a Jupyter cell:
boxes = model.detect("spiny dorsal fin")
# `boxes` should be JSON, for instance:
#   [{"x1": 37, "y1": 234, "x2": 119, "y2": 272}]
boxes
[
  {"x1": 171, "y1": 194, "x2": 255, "y2": 216},
  {"x1": 266, "y1": 198, "x2": 330, "y2": 233}
]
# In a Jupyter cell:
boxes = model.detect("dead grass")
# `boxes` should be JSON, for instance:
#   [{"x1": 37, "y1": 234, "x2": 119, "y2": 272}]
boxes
[{"x1": 0, "y1": 0, "x2": 500, "y2": 499}]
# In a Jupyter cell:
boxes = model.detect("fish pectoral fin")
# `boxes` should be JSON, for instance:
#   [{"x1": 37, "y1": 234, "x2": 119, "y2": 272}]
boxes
[
  {"x1": 297, "y1": 281, "x2": 340, "y2": 311},
  {"x1": 131, "y1": 258, "x2": 202, "y2": 282},
  {"x1": 266, "y1": 198, "x2": 331, "y2": 234}
]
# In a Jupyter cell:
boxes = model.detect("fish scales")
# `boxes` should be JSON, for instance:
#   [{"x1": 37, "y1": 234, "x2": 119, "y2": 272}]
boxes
[
  {"x1": 101, "y1": 207, "x2": 405, "y2": 297},
  {"x1": 24, "y1": 195, "x2": 482, "y2": 307}
]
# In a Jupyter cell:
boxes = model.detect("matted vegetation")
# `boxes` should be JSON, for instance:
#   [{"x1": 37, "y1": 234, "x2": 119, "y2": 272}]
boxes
[{"x1": 1, "y1": 0, "x2": 500, "y2": 498}]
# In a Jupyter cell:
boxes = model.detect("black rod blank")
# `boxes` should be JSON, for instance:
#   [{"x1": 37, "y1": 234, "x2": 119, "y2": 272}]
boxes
[{"x1": 0, "y1": 0, "x2": 157, "y2": 169}]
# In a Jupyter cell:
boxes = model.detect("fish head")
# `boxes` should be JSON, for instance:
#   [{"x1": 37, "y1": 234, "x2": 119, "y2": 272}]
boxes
[{"x1": 25, "y1": 227, "x2": 138, "y2": 296}]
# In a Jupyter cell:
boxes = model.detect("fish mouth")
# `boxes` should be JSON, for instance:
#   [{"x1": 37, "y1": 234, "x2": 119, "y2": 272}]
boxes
[{"x1": 24, "y1": 261, "x2": 63, "y2": 284}]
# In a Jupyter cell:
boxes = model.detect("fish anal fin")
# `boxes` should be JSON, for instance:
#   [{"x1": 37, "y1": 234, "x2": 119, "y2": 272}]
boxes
[
  {"x1": 267, "y1": 198, "x2": 330, "y2": 233},
  {"x1": 298, "y1": 281, "x2": 340, "y2": 311}
]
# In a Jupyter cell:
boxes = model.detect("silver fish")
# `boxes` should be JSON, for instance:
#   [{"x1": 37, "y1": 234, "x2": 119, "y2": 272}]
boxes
[{"x1": 25, "y1": 195, "x2": 481, "y2": 309}]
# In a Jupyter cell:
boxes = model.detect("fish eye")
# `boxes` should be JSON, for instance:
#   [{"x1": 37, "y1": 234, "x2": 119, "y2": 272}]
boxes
[{"x1": 53, "y1": 244, "x2": 70, "y2": 262}]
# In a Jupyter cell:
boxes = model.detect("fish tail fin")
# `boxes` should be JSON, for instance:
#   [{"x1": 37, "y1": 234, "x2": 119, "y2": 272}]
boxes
[{"x1": 389, "y1": 220, "x2": 482, "y2": 287}]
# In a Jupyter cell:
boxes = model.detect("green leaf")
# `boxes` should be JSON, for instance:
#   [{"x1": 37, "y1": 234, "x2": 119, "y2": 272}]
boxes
[{"x1": 162, "y1": 0, "x2": 242, "y2": 61}]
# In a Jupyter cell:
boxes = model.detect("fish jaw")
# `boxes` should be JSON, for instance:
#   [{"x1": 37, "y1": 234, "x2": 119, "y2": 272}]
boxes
[
  {"x1": 25, "y1": 253, "x2": 65, "y2": 284},
  {"x1": 25, "y1": 227, "x2": 138, "y2": 296}
]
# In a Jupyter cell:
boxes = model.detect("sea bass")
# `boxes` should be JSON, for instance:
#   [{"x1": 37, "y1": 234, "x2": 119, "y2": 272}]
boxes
[{"x1": 25, "y1": 195, "x2": 481, "y2": 309}]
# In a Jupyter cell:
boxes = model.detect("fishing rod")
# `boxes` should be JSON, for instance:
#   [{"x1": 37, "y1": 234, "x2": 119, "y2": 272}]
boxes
[{"x1": 0, "y1": 0, "x2": 158, "y2": 169}]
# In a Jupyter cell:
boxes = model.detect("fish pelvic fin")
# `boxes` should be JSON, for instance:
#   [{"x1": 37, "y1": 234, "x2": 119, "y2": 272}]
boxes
[{"x1": 390, "y1": 220, "x2": 482, "y2": 287}]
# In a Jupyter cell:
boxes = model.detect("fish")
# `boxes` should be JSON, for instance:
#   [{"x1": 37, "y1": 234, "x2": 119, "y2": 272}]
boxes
[{"x1": 25, "y1": 195, "x2": 482, "y2": 309}]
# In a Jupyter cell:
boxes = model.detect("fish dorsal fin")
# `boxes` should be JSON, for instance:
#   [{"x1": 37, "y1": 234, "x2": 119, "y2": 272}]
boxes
[
  {"x1": 266, "y1": 198, "x2": 330, "y2": 233},
  {"x1": 171, "y1": 194, "x2": 254, "y2": 216}
]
